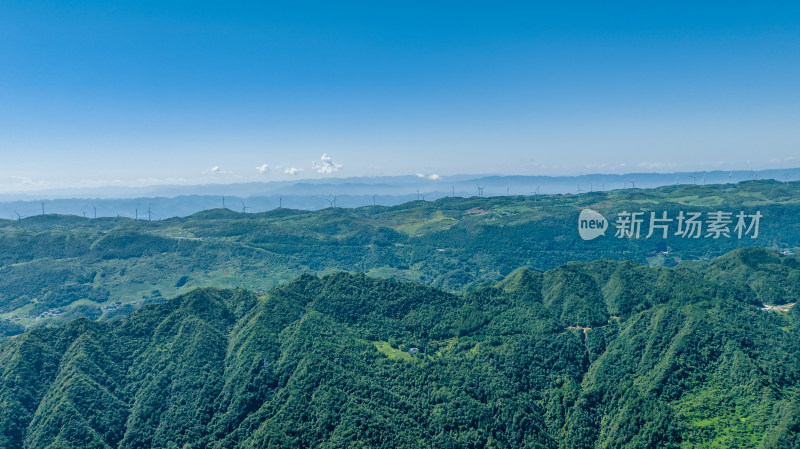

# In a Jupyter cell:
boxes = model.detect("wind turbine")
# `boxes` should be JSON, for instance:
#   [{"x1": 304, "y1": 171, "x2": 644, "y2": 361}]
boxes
[
  {"x1": 93, "y1": 206, "x2": 97, "y2": 219},
  {"x1": 576, "y1": 184, "x2": 582, "y2": 195},
  {"x1": 41, "y1": 202, "x2": 45, "y2": 215},
  {"x1": 145, "y1": 204, "x2": 153, "y2": 222},
  {"x1": 674, "y1": 176, "x2": 679, "y2": 185},
  {"x1": 222, "y1": 196, "x2": 226, "y2": 209},
  {"x1": 452, "y1": 186, "x2": 455, "y2": 197},
  {"x1": 629, "y1": 177, "x2": 639, "y2": 189},
  {"x1": 14, "y1": 211, "x2": 24, "y2": 221},
  {"x1": 784, "y1": 172, "x2": 791, "y2": 184},
  {"x1": 241, "y1": 200, "x2": 250, "y2": 213},
  {"x1": 476, "y1": 184, "x2": 485, "y2": 198},
  {"x1": 728, "y1": 172, "x2": 733, "y2": 183},
  {"x1": 690, "y1": 176, "x2": 697, "y2": 185}
]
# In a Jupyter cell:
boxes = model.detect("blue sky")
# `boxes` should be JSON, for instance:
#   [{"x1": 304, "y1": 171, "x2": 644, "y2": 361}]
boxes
[{"x1": 1, "y1": 1, "x2": 799, "y2": 192}]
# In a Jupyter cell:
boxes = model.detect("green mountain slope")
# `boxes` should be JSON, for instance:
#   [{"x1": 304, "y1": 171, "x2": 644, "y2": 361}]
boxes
[
  {"x1": 1, "y1": 251, "x2": 798, "y2": 448},
  {"x1": 2, "y1": 181, "x2": 800, "y2": 330},
  {"x1": 701, "y1": 247, "x2": 800, "y2": 305}
]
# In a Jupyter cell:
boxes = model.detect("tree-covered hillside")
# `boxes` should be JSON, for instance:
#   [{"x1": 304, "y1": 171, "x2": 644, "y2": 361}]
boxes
[
  {"x1": 1, "y1": 251, "x2": 798, "y2": 448},
  {"x1": 2, "y1": 181, "x2": 799, "y2": 330}
]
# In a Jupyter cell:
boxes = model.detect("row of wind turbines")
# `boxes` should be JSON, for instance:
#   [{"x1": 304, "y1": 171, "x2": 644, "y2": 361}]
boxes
[
  {"x1": 573, "y1": 171, "x2": 793, "y2": 196},
  {"x1": 13, "y1": 204, "x2": 155, "y2": 222},
  {"x1": 10, "y1": 171, "x2": 794, "y2": 220}
]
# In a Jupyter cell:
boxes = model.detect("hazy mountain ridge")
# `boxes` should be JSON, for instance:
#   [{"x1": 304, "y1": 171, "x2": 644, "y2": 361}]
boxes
[{"x1": 3, "y1": 169, "x2": 799, "y2": 219}]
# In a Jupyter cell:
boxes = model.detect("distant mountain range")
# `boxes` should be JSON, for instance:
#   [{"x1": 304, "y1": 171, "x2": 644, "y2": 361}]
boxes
[
  {"x1": 2, "y1": 179, "x2": 799, "y2": 332},
  {"x1": 2, "y1": 168, "x2": 799, "y2": 219}
]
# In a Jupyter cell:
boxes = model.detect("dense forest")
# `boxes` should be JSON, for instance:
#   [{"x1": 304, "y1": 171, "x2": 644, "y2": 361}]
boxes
[
  {"x1": 1, "y1": 180, "x2": 799, "y2": 330},
  {"x1": 1, "y1": 247, "x2": 798, "y2": 448}
]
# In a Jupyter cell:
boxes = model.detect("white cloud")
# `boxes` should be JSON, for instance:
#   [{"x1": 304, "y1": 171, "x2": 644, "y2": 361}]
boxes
[
  {"x1": 312, "y1": 153, "x2": 343, "y2": 174},
  {"x1": 204, "y1": 166, "x2": 232, "y2": 175},
  {"x1": 284, "y1": 167, "x2": 303, "y2": 175},
  {"x1": 256, "y1": 163, "x2": 270, "y2": 174},
  {"x1": 416, "y1": 173, "x2": 441, "y2": 180}
]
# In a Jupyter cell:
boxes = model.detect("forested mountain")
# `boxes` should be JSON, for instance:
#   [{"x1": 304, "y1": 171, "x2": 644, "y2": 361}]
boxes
[
  {"x1": 1, "y1": 180, "x2": 799, "y2": 332},
  {"x1": 1, "y1": 251, "x2": 798, "y2": 448}
]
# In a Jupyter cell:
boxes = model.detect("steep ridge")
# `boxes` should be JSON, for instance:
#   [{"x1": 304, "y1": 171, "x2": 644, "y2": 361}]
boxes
[{"x1": 1, "y1": 250, "x2": 798, "y2": 448}]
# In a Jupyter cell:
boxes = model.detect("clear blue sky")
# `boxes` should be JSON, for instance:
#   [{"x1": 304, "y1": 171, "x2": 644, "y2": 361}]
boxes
[{"x1": 1, "y1": 1, "x2": 799, "y2": 192}]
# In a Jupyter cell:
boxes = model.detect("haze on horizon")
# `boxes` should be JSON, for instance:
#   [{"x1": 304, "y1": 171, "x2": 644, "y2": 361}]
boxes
[{"x1": 1, "y1": 1, "x2": 799, "y2": 194}]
